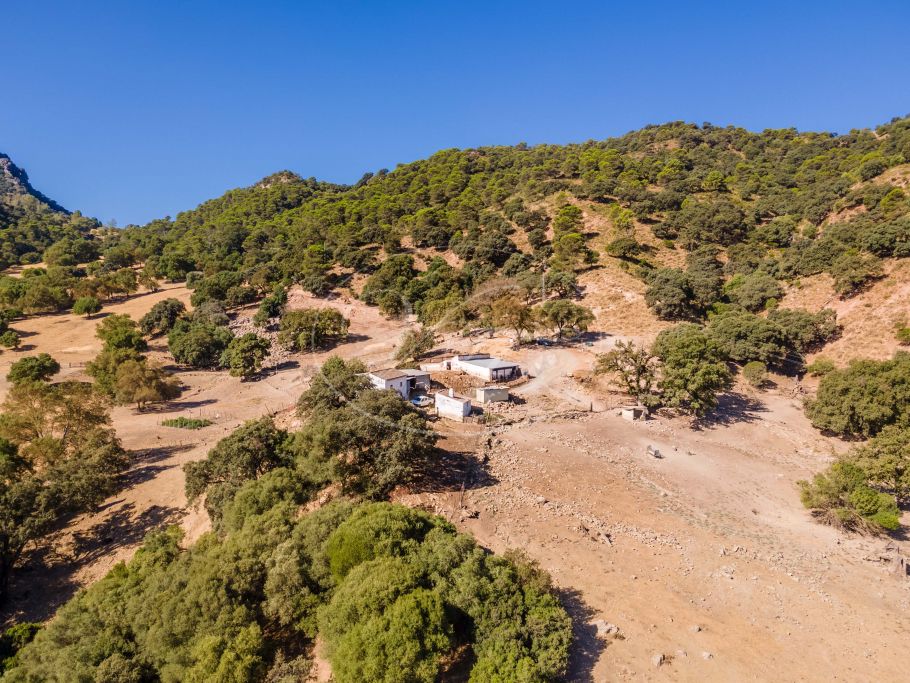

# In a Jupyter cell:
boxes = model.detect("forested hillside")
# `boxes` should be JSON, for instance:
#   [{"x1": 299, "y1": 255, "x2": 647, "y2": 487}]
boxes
[{"x1": 0, "y1": 153, "x2": 100, "y2": 270}]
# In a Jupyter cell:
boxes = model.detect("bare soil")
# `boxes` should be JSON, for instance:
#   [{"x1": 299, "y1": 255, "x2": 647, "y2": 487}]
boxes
[{"x1": 2, "y1": 280, "x2": 909, "y2": 682}]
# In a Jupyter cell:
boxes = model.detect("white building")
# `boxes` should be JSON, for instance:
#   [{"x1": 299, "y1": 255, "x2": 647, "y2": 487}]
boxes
[
  {"x1": 367, "y1": 369, "x2": 431, "y2": 400},
  {"x1": 434, "y1": 389, "x2": 472, "y2": 421},
  {"x1": 475, "y1": 386, "x2": 509, "y2": 403},
  {"x1": 453, "y1": 355, "x2": 521, "y2": 382}
]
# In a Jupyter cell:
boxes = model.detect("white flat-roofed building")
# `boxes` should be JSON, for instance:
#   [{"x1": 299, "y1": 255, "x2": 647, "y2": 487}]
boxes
[{"x1": 367, "y1": 369, "x2": 431, "y2": 400}]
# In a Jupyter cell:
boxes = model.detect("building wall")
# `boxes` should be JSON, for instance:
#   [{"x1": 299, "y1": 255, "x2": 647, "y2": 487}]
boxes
[
  {"x1": 435, "y1": 392, "x2": 472, "y2": 421},
  {"x1": 476, "y1": 387, "x2": 509, "y2": 403},
  {"x1": 369, "y1": 375, "x2": 411, "y2": 399}
]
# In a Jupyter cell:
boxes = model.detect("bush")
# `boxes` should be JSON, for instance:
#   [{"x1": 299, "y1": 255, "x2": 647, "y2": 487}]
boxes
[
  {"x1": 742, "y1": 361, "x2": 768, "y2": 387},
  {"x1": 278, "y1": 309, "x2": 349, "y2": 352},
  {"x1": 113, "y1": 359, "x2": 181, "y2": 410},
  {"x1": 850, "y1": 426, "x2": 910, "y2": 503},
  {"x1": 830, "y1": 250, "x2": 883, "y2": 297},
  {"x1": 805, "y1": 353, "x2": 910, "y2": 437},
  {"x1": 0, "y1": 331, "x2": 20, "y2": 350},
  {"x1": 394, "y1": 327, "x2": 435, "y2": 364},
  {"x1": 706, "y1": 308, "x2": 790, "y2": 367},
  {"x1": 767, "y1": 308, "x2": 839, "y2": 353},
  {"x1": 799, "y1": 460, "x2": 900, "y2": 532},
  {"x1": 807, "y1": 357, "x2": 837, "y2": 376},
  {"x1": 161, "y1": 417, "x2": 213, "y2": 430}
]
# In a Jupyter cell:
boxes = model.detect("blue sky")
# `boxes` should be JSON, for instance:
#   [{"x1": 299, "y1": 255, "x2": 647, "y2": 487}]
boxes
[{"x1": 3, "y1": 1, "x2": 909, "y2": 225}]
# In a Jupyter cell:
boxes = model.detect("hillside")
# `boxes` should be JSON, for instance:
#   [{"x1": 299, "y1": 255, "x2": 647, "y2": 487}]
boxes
[{"x1": 0, "y1": 152, "x2": 99, "y2": 269}]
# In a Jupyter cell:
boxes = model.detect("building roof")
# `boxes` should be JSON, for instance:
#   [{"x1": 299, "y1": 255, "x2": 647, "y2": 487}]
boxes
[
  {"x1": 369, "y1": 369, "x2": 410, "y2": 381},
  {"x1": 369, "y1": 368, "x2": 430, "y2": 381},
  {"x1": 435, "y1": 391, "x2": 471, "y2": 404},
  {"x1": 458, "y1": 357, "x2": 519, "y2": 370}
]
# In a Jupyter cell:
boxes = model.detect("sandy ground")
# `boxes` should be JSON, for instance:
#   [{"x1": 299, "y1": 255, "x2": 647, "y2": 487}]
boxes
[{"x1": 2, "y1": 283, "x2": 909, "y2": 682}]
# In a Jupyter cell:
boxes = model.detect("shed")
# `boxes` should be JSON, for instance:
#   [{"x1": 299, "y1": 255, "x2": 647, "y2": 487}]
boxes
[
  {"x1": 475, "y1": 386, "x2": 509, "y2": 404},
  {"x1": 621, "y1": 406, "x2": 647, "y2": 421},
  {"x1": 435, "y1": 389, "x2": 472, "y2": 421}
]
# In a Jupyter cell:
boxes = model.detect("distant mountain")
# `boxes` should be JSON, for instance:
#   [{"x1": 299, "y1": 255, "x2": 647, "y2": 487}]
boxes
[
  {"x1": 0, "y1": 152, "x2": 68, "y2": 214},
  {"x1": 0, "y1": 152, "x2": 98, "y2": 268}
]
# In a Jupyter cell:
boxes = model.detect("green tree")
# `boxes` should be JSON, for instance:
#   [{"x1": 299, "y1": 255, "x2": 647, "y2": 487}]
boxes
[
  {"x1": 805, "y1": 353, "x2": 910, "y2": 437},
  {"x1": 645, "y1": 268, "x2": 697, "y2": 320},
  {"x1": 850, "y1": 426, "x2": 910, "y2": 503},
  {"x1": 95, "y1": 314, "x2": 147, "y2": 351},
  {"x1": 297, "y1": 357, "x2": 370, "y2": 414},
  {"x1": 652, "y1": 324, "x2": 733, "y2": 416},
  {"x1": 113, "y1": 360, "x2": 181, "y2": 410},
  {"x1": 491, "y1": 295, "x2": 537, "y2": 344},
  {"x1": 184, "y1": 417, "x2": 293, "y2": 527},
  {"x1": 168, "y1": 321, "x2": 234, "y2": 368},
  {"x1": 594, "y1": 341, "x2": 658, "y2": 407},
  {"x1": 830, "y1": 249, "x2": 883, "y2": 297},
  {"x1": 72, "y1": 296, "x2": 101, "y2": 318},
  {"x1": 0, "y1": 381, "x2": 126, "y2": 602},
  {"x1": 394, "y1": 327, "x2": 435, "y2": 364},
  {"x1": 139, "y1": 298, "x2": 186, "y2": 336},
  {"x1": 725, "y1": 271, "x2": 782, "y2": 312},
  {"x1": 7, "y1": 354, "x2": 60, "y2": 385},
  {"x1": 221, "y1": 333, "x2": 271, "y2": 379},
  {"x1": 537, "y1": 299, "x2": 594, "y2": 339}
]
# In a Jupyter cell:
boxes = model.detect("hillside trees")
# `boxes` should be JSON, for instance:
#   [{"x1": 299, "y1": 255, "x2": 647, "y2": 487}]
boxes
[
  {"x1": 278, "y1": 308, "x2": 349, "y2": 352},
  {"x1": 139, "y1": 297, "x2": 186, "y2": 336},
  {"x1": 805, "y1": 353, "x2": 910, "y2": 437},
  {"x1": 595, "y1": 341, "x2": 658, "y2": 407},
  {"x1": 0, "y1": 381, "x2": 126, "y2": 603},
  {"x1": 113, "y1": 359, "x2": 181, "y2": 410},
  {"x1": 394, "y1": 326, "x2": 435, "y2": 364},
  {"x1": 7, "y1": 354, "x2": 59, "y2": 384},
  {"x1": 537, "y1": 299, "x2": 594, "y2": 339}
]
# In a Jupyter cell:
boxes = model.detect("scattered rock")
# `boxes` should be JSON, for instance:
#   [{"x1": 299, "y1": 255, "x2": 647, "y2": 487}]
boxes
[
  {"x1": 690, "y1": 624, "x2": 702, "y2": 633},
  {"x1": 594, "y1": 620, "x2": 620, "y2": 638},
  {"x1": 701, "y1": 651, "x2": 714, "y2": 660},
  {"x1": 675, "y1": 649, "x2": 688, "y2": 658},
  {"x1": 651, "y1": 653, "x2": 665, "y2": 668}
]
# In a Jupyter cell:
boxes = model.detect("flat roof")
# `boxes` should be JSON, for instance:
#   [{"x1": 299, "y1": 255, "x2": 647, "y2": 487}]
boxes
[
  {"x1": 370, "y1": 369, "x2": 410, "y2": 380},
  {"x1": 435, "y1": 391, "x2": 471, "y2": 404},
  {"x1": 459, "y1": 357, "x2": 519, "y2": 370}
]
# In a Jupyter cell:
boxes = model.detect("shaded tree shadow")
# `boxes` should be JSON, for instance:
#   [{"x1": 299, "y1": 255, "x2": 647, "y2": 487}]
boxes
[
  {"x1": 152, "y1": 398, "x2": 219, "y2": 412},
  {"x1": 415, "y1": 449, "x2": 499, "y2": 494},
  {"x1": 122, "y1": 443, "x2": 195, "y2": 488},
  {"x1": 558, "y1": 587, "x2": 605, "y2": 682},
  {"x1": 692, "y1": 392, "x2": 767, "y2": 429},
  {"x1": 1, "y1": 502, "x2": 184, "y2": 625}
]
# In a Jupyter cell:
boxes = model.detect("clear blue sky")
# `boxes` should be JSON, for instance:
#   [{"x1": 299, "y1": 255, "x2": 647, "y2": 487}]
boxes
[{"x1": 3, "y1": 1, "x2": 909, "y2": 225}]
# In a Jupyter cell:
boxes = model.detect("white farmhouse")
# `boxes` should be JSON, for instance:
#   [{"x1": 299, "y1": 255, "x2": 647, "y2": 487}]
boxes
[
  {"x1": 367, "y1": 369, "x2": 431, "y2": 400},
  {"x1": 451, "y1": 354, "x2": 521, "y2": 382}
]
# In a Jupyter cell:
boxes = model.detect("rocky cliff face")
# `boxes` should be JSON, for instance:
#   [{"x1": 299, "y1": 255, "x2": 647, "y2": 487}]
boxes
[{"x1": 0, "y1": 152, "x2": 68, "y2": 213}]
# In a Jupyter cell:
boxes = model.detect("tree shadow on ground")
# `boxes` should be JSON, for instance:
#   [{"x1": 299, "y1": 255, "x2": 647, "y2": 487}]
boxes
[
  {"x1": 692, "y1": 392, "x2": 767, "y2": 429},
  {"x1": 559, "y1": 587, "x2": 606, "y2": 682},
  {"x1": 121, "y1": 443, "x2": 195, "y2": 488},
  {"x1": 1, "y1": 502, "x2": 184, "y2": 625},
  {"x1": 415, "y1": 449, "x2": 499, "y2": 494}
]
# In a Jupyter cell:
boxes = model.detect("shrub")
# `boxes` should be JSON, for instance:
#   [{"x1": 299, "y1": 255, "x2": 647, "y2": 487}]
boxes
[
  {"x1": 830, "y1": 250, "x2": 883, "y2": 297},
  {"x1": 644, "y1": 268, "x2": 697, "y2": 320},
  {"x1": 849, "y1": 426, "x2": 910, "y2": 502},
  {"x1": 706, "y1": 308, "x2": 790, "y2": 367},
  {"x1": 0, "y1": 331, "x2": 21, "y2": 350},
  {"x1": 278, "y1": 309, "x2": 349, "y2": 352},
  {"x1": 799, "y1": 461, "x2": 900, "y2": 532},
  {"x1": 767, "y1": 308, "x2": 839, "y2": 353},
  {"x1": 394, "y1": 327, "x2": 435, "y2": 364},
  {"x1": 807, "y1": 357, "x2": 837, "y2": 376},
  {"x1": 161, "y1": 417, "x2": 213, "y2": 430},
  {"x1": 742, "y1": 361, "x2": 768, "y2": 387},
  {"x1": 113, "y1": 360, "x2": 181, "y2": 410},
  {"x1": 805, "y1": 352, "x2": 910, "y2": 437}
]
